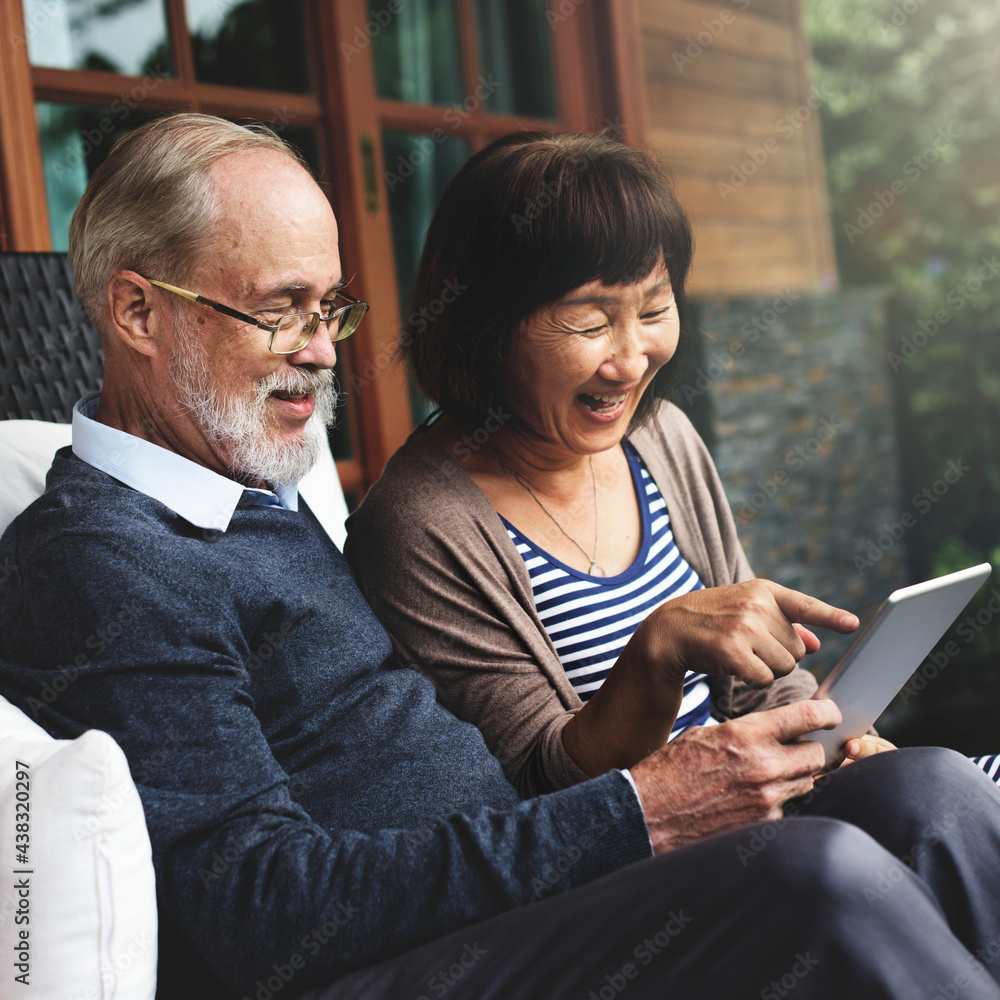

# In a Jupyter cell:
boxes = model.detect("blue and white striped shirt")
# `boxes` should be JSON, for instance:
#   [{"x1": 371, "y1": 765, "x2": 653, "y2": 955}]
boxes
[
  {"x1": 503, "y1": 443, "x2": 715, "y2": 739},
  {"x1": 504, "y1": 445, "x2": 1000, "y2": 785}
]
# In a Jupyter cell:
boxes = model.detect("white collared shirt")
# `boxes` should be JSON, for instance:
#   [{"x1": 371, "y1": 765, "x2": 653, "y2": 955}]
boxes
[{"x1": 71, "y1": 392, "x2": 298, "y2": 532}]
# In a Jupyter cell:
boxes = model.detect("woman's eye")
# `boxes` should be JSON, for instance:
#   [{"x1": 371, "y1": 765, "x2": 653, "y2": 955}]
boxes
[{"x1": 641, "y1": 305, "x2": 673, "y2": 320}]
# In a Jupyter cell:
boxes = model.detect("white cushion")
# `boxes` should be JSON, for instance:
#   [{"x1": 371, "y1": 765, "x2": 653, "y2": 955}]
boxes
[
  {"x1": 0, "y1": 695, "x2": 157, "y2": 998},
  {"x1": 0, "y1": 420, "x2": 72, "y2": 537}
]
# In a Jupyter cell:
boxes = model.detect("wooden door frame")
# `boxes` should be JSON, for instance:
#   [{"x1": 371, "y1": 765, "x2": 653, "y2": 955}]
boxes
[{"x1": 0, "y1": 0, "x2": 640, "y2": 490}]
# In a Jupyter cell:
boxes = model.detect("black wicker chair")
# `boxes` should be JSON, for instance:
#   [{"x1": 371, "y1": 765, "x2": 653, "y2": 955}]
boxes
[{"x1": 0, "y1": 252, "x2": 103, "y2": 423}]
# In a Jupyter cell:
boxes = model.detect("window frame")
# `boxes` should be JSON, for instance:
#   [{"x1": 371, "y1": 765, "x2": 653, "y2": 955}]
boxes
[{"x1": 0, "y1": 0, "x2": 633, "y2": 492}]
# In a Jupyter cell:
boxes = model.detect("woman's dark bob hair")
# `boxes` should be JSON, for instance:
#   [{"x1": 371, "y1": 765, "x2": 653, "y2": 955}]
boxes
[{"x1": 402, "y1": 130, "x2": 695, "y2": 432}]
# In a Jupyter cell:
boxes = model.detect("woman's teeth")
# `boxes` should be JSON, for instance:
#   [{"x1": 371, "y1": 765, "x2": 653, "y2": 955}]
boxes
[{"x1": 580, "y1": 392, "x2": 627, "y2": 411}]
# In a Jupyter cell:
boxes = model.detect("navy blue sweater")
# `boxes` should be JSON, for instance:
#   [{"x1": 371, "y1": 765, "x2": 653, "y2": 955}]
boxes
[{"x1": 0, "y1": 451, "x2": 650, "y2": 996}]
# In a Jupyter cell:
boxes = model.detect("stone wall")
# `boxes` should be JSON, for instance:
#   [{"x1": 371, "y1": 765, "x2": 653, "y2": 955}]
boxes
[{"x1": 685, "y1": 287, "x2": 907, "y2": 676}]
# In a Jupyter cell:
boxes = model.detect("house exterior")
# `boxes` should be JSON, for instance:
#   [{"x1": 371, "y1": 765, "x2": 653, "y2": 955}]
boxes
[{"x1": 0, "y1": 0, "x2": 903, "y2": 667}]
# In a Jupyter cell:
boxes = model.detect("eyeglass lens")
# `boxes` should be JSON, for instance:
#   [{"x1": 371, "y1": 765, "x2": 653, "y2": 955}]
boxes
[{"x1": 272, "y1": 303, "x2": 367, "y2": 353}]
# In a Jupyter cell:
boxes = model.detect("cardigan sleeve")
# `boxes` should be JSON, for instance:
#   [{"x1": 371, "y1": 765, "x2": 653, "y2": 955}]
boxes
[{"x1": 346, "y1": 436, "x2": 590, "y2": 798}]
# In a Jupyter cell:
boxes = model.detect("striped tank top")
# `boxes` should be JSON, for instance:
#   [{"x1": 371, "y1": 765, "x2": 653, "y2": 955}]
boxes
[{"x1": 501, "y1": 443, "x2": 716, "y2": 738}]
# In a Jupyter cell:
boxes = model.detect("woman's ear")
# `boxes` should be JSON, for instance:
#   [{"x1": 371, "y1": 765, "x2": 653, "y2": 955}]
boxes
[{"x1": 105, "y1": 271, "x2": 162, "y2": 358}]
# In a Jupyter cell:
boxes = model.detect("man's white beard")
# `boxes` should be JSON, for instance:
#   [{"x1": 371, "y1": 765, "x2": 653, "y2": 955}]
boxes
[{"x1": 169, "y1": 333, "x2": 337, "y2": 488}]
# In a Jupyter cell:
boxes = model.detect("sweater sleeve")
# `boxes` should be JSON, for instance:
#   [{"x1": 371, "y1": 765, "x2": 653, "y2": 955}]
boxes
[
  {"x1": 0, "y1": 524, "x2": 650, "y2": 994},
  {"x1": 345, "y1": 440, "x2": 590, "y2": 798}
]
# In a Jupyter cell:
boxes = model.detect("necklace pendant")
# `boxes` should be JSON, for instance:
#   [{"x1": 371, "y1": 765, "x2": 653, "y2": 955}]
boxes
[{"x1": 589, "y1": 562, "x2": 606, "y2": 577}]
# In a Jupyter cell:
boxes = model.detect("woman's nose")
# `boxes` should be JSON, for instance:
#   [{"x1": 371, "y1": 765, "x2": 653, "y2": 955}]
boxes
[{"x1": 599, "y1": 322, "x2": 649, "y2": 382}]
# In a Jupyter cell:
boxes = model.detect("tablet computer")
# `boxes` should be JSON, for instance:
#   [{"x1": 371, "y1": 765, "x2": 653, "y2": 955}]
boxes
[{"x1": 802, "y1": 562, "x2": 991, "y2": 766}]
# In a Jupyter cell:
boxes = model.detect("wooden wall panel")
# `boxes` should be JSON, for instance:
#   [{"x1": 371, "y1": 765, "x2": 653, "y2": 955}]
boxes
[
  {"x1": 652, "y1": 127, "x2": 809, "y2": 181},
  {"x1": 632, "y1": 0, "x2": 836, "y2": 296},
  {"x1": 638, "y1": 0, "x2": 798, "y2": 62}
]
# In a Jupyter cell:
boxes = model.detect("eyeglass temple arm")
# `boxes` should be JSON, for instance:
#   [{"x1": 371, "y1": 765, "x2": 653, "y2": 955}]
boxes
[{"x1": 146, "y1": 279, "x2": 272, "y2": 330}]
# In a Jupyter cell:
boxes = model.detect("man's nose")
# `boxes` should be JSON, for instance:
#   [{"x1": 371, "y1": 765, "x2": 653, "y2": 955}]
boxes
[{"x1": 289, "y1": 320, "x2": 338, "y2": 370}]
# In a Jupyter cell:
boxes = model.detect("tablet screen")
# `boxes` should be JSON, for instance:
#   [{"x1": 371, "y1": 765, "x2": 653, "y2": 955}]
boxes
[{"x1": 802, "y1": 562, "x2": 991, "y2": 766}]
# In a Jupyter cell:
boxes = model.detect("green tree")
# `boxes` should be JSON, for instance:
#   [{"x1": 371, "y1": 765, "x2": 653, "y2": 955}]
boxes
[{"x1": 805, "y1": 0, "x2": 1000, "y2": 677}]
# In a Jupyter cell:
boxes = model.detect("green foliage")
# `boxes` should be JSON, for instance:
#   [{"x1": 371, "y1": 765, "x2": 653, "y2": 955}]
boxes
[{"x1": 804, "y1": 0, "x2": 1000, "y2": 656}]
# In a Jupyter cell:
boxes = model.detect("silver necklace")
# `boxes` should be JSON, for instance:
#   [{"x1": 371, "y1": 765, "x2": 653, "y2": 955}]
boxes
[{"x1": 501, "y1": 456, "x2": 605, "y2": 577}]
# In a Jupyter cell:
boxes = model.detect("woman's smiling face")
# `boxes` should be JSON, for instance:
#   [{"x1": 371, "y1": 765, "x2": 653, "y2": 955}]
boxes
[{"x1": 505, "y1": 260, "x2": 680, "y2": 457}]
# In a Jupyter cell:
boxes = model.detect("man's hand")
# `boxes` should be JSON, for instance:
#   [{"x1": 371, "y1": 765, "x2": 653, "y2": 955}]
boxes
[
  {"x1": 633, "y1": 579, "x2": 859, "y2": 691},
  {"x1": 630, "y1": 699, "x2": 842, "y2": 855}
]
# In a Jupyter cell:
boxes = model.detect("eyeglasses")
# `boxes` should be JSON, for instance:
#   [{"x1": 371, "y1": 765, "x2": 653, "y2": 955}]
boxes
[{"x1": 146, "y1": 278, "x2": 369, "y2": 355}]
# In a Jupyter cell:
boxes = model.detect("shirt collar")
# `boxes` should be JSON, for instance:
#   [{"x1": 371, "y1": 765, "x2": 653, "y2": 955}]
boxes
[{"x1": 71, "y1": 392, "x2": 299, "y2": 532}]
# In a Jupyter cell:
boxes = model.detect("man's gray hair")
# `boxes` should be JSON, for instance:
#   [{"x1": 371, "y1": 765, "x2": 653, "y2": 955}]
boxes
[{"x1": 68, "y1": 112, "x2": 307, "y2": 332}]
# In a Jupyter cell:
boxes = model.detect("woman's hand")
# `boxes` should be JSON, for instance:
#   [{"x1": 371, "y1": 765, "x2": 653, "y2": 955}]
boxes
[
  {"x1": 839, "y1": 735, "x2": 897, "y2": 765},
  {"x1": 633, "y1": 579, "x2": 859, "y2": 695},
  {"x1": 563, "y1": 579, "x2": 858, "y2": 779}
]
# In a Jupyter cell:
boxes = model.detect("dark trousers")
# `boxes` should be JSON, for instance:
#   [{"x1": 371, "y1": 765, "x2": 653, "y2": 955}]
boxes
[{"x1": 305, "y1": 748, "x2": 1000, "y2": 1000}]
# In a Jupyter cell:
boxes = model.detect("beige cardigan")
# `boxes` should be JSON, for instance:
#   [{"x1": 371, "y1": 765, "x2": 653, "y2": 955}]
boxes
[{"x1": 345, "y1": 401, "x2": 818, "y2": 798}]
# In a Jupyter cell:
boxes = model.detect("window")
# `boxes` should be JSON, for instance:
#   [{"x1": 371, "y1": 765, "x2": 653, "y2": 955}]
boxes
[{"x1": 0, "y1": 0, "x2": 623, "y2": 492}]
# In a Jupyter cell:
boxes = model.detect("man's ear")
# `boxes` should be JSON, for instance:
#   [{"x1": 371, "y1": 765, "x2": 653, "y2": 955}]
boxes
[{"x1": 106, "y1": 271, "x2": 163, "y2": 358}]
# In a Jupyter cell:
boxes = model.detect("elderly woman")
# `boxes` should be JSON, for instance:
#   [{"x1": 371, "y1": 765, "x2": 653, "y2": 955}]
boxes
[{"x1": 346, "y1": 131, "x2": 995, "y2": 797}]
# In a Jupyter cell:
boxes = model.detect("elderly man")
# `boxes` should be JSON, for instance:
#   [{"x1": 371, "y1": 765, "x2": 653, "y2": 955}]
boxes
[{"x1": 2, "y1": 113, "x2": 1000, "y2": 1000}]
